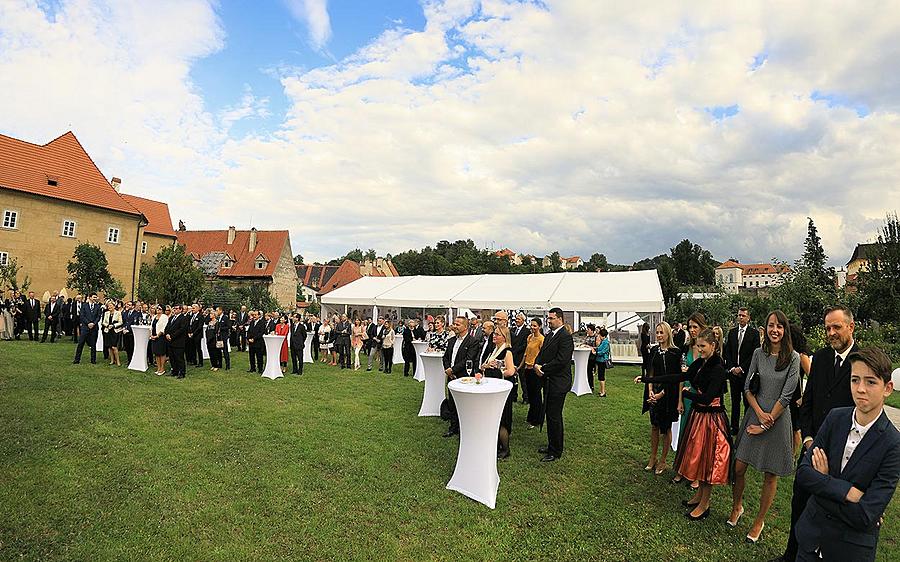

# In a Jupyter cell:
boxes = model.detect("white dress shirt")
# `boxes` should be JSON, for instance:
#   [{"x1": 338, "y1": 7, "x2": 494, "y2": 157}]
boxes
[{"x1": 841, "y1": 407, "x2": 881, "y2": 472}]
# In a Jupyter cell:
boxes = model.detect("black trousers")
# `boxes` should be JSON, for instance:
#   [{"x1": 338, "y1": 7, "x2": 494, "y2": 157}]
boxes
[
  {"x1": 194, "y1": 334, "x2": 204, "y2": 366},
  {"x1": 208, "y1": 343, "x2": 222, "y2": 368},
  {"x1": 524, "y1": 368, "x2": 543, "y2": 426},
  {"x1": 447, "y1": 392, "x2": 460, "y2": 433},
  {"x1": 249, "y1": 345, "x2": 264, "y2": 372},
  {"x1": 402, "y1": 346, "x2": 415, "y2": 376},
  {"x1": 545, "y1": 389, "x2": 567, "y2": 457},
  {"x1": 312, "y1": 338, "x2": 319, "y2": 361},
  {"x1": 291, "y1": 346, "x2": 304, "y2": 374},
  {"x1": 74, "y1": 326, "x2": 98, "y2": 363},
  {"x1": 238, "y1": 328, "x2": 247, "y2": 351},
  {"x1": 221, "y1": 346, "x2": 230, "y2": 370},
  {"x1": 41, "y1": 319, "x2": 58, "y2": 342},
  {"x1": 121, "y1": 331, "x2": 134, "y2": 361},
  {"x1": 783, "y1": 450, "x2": 808, "y2": 561},
  {"x1": 587, "y1": 358, "x2": 596, "y2": 391},
  {"x1": 26, "y1": 318, "x2": 39, "y2": 340},
  {"x1": 170, "y1": 345, "x2": 186, "y2": 377},
  {"x1": 728, "y1": 375, "x2": 746, "y2": 434},
  {"x1": 381, "y1": 347, "x2": 393, "y2": 373},
  {"x1": 339, "y1": 340, "x2": 352, "y2": 368}
]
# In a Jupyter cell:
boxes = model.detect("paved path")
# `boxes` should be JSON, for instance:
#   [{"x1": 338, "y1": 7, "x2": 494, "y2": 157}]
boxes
[{"x1": 886, "y1": 405, "x2": 900, "y2": 430}]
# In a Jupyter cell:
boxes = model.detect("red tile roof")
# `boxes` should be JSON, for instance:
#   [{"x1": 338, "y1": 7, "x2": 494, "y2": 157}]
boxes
[
  {"x1": 297, "y1": 260, "x2": 363, "y2": 294},
  {"x1": 120, "y1": 194, "x2": 176, "y2": 237},
  {"x1": 177, "y1": 229, "x2": 289, "y2": 278},
  {"x1": 563, "y1": 256, "x2": 582, "y2": 263},
  {"x1": 495, "y1": 248, "x2": 516, "y2": 257},
  {"x1": 0, "y1": 131, "x2": 142, "y2": 217},
  {"x1": 717, "y1": 260, "x2": 790, "y2": 275}
]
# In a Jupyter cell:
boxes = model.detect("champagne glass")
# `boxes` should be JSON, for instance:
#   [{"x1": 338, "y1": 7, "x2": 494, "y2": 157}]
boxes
[{"x1": 466, "y1": 360, "x2": 473, "y2": 377}]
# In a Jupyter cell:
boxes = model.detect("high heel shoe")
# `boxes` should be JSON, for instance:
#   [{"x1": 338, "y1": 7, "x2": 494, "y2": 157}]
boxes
[
  {"x1": 655, "y1": 463, "x2": 666, "y2": 475},
  {"x1": 644, "y1": 461, "x2": 656, "y2": 471},
  {"x1": 681, "y1": 499, "x2": 700, "y2": 508},
  {"x1": 727, "y1": 506, "x2": 745, "y2": 527},
  {"x1": 685, "y1": 507, "x2": 710, "y2": 521},
  {"x1": 745, "y1": 522, "x2": 765, "y2": 543}
]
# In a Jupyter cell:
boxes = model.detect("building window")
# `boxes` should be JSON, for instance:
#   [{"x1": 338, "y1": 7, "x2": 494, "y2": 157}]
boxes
[
  {"x1": 107, "y1": 227, "x2": 120, "y2": 244},
  {"x1": 256, "y1": 261, "x2": 266, "y2": 270},
  {"x1": 0, "y1": 252, "x2": 7, "y2": 266},
  {"x1": 62, "y1": 220, "x2": 76, "y2": 238},
  {"x1": 2, "y1": 210, "x2": 17, "y2": 229},
  {"x1": 141, "y1": 241, "x2": 148, "y2": 254}
]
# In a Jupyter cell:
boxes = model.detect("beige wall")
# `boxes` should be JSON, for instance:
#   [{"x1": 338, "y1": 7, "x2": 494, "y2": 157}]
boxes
[
  {"x1": 270, "y1": 238, "x2": 299, "y2": 307},
  {"x1": 0, "y1": 190, "x2": 143, "y2": 299},
  {"x1": 140, "y1": 233, "x2": 176, "y2": 265}
]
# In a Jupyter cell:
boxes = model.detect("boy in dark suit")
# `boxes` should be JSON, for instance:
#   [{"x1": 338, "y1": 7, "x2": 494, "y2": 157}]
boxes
[{"x1": 794, "y1": 347, "x2": 900, "y2": 561}]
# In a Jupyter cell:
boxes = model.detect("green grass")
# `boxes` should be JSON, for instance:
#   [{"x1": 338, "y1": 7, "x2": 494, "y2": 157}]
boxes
[{"x1": 0, "y1": 341, "x2": 897, "y2": 561}]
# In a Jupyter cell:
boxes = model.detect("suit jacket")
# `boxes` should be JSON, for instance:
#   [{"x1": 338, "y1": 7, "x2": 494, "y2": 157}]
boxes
[
  {"x1": 477, "y1": 338, "x2": 495, "y2": 372},
  {"x1": 795, "y1": 407, "x2": 900, "y2": 560},
  {"x1": 442, "y1": 333, "x2": 480, "y2": 377},
  {"x1": 265, "y1": 318, "x2": 277, "y2": 334},
  {"x1": 413, "y1": 325, "x2": 426, "y2": 340},
  {"x1": 44, "y1": 300, "x2": 59, "y2": 320},
  {"x1": 236, "y1": 312, "x2": 249, "y2": 329},
  {"x1": 188, "y1": 313, "x2": 203, "y2": 338},
  {"x1": 310, "y1": 322, "x2": 321, "y2": 342},
  {"x1": 536, "y1": 327, "x2": 575, "y2": 394},
  {"x1": 673, "y1": 329, "x2": 686, "y2": 350},
  {"x1": 799, "y1": 343, "x2": 859, "y2": 441},
  {"x1": 217, "y1": 315, "x2": 231, "y2": 339},
  {"x1": 247, "y1": 319, "x2": 266, "y2": 348},
  {"x1": 510, "y1": 324, "x2": 528, "y2": 365},
  {"x1": 24, "y1": 298, "x2": 40, "y2": 321},
  {"x1": 79, "y1": 302, "x2": 102, "y2": 328},
  {"x1": 723, "y1": 324, "x2": 760, "y2": 377},
  {"x1": 165, "y1": 313, "x2": 189, "y2": 349},
  {"x1": 289, "y1": 321, "x2": 307, "y2": 349},
  {"x1": 336, "y1": 321, "x2": 351, "y2": 342}
]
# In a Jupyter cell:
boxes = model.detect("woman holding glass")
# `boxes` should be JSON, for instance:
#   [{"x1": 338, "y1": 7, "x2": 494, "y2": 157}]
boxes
[
  {"x1": 520, "y1": 318, "x2": 545, "y2": 429},
  {"x1": 481, "y1": 327, "x2": 517, "y2": 459}
]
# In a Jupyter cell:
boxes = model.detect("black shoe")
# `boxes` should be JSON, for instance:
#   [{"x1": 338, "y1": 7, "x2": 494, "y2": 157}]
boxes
[
  {"x1": 442, "y1": 430, "x2": 458, "y2": 438},
  {"x1": 540, "y1": 454, "x2": 558, "y2": 462},
  {"x1": 685, "y1": 507, "x2": 710, "y2": 521},
  {"x1": 766, "y1": 557, "x2": 785, "y2": 562},
  {"x1": 498, "y1": 449, "x2": 510, "y2": 460},
  {"x1": 176, "y1": 375, "x2": 185, "y2": 379},
  {"x1": 90, "y1": 360, "x2": 97, "y2": 364},
  {"x1": 73, "y1": 360, "x2": 80, "y2": 364},
  {"x1": 247, "y1": 369, "x2": 255, "y2": 373},
  {"x1": 538, "y1": 446, "x2": 548, "y2": 454},
  {"x1": 681, "y1": 499, "x2": 700, "y2": 508}
]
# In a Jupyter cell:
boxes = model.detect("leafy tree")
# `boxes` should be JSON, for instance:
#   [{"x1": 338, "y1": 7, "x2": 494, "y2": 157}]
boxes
[
  {"x1": 797, "y1": 217, "x2": 834, "y2": 291},
  {"x1": 67, "y1": 242, "x2": 113, "y2": 296},
  {"x1": 328, "y1": 248, "x2": 364, "y2": 265},
  {"x1": 293, "y1": 254, "x2": 304, "y2": 265},
  {"x1": 307, "y1": 301, "x2": 321, "y2": 316},
  {"x1": 105, "y1": 278, "x2": 126, "y2": 300},
  {"x1": 0, "y1": 257, "x2": 31, "y2": 292},
  {"x1": 364, "y1": 248, "x2": 377, "y2": 261},
  {"x1": 138, "y1": 244, "x2": 205, "y2": 304},
  {"x1": 547, "y1": 251, "x2": 563, "y2": 272},
  {"x1": 237, "y1": 283, "x2": 280, "y2": 312},
  {"x1": 587, "y1": 253, "x2": 608, "y2": 272},
  {"x1": 856, "y1": 212, "x2": 900, "y2": 322},
  {"x1": 201, "y1": 282, "x2": 243, "y2": 311},
  {"x1": 670, "y1": 239, "x2": 717, "y2": 286}
]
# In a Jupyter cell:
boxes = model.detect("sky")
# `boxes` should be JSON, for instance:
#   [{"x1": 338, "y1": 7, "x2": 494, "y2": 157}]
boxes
[{"x1": 1, "y1": 0, "x2": 899, "y2": 267}]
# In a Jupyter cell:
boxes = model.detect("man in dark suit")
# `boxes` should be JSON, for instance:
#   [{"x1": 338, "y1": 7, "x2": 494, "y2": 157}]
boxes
[
  {"x1": 165, "y1": 304, "x2": 189, "y2": 379},
  {"x1": 467, "y1": 316, "x2": 483, "y2": 342},
  {"x1": 366, "y1": 317, "x2": 382, "y2": 371},
  {"x1": 186, "y1": 304, "x2": 204, "y2": 368},
  {"x1": 215, "y1": 307, "x2": 231, "y2": 370},
  {"x1": 41, "y1": 293, "x2": 61, "y2": 343},
  {"x1": 510, "y1": 313, "x2": 529, "y2": 403},
  {"x1": 247, "y1": 311, "x2": 266, "y2": 373},
  {"x1": 309, "y1": 315, "x2": 321, "y2": 361},
  {"x1": 69, "y1": 295, "x2": 83, "y2": 341},
  {"x1": 73, "y1": 293, "x2": 101, "y2": 364},
  {"x1": 442, "y1": 316, "x2": 481, "y2": 437},
  {"x1": 672, "y1": 322, "x2": 686, "y2": 350},
  {"x1": 723, "y1": 307, "x2": 761, "y2": 435},
  {"x1": 23, "y1": 291, "x2": 40, "y2": 341},
  {"x1": 413, "y1": 319, "x2": 426, "y2": 340},
  {"x1": 335, "y1": 314, "x2": 351, "y2": 369},
  {"x1": 289, "y1": 313, "x2": 307, "y2": 375},
  {"x1": 772, "y1": 305, "x2": 859, "y2": 562},
  {"x1": 236, "y1": 306, "x2": 249, "y2": 351},
  {"x1": 794, "y1": 347, "x2": 899, "y2": 561},
  {"x1": 120, "y1": 301, "x2": 137, "y2": 362},
  {"x1": 534, "y1": 307, "x2": 574, "y2": 462}
]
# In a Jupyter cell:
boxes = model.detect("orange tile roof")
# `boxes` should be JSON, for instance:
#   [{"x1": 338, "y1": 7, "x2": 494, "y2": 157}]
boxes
[
  {"x1": 120, "y1": 194, "x2": 176, "y2": 237},
  {"x1": 0, "y1": 131, "x2": 141, "y2": 217},
  {"x1": 177, "y1": 229, "x2": 289, "y2": 278},
  {"x1": 297, "y1": 260, "x2": 363, "y2": 293},
  {"x1": 495, "y1": 248, "x2": 516, "y2": 257},
  {"x1": 717, "y1": 260, "x2": 790, "y2": 275}
]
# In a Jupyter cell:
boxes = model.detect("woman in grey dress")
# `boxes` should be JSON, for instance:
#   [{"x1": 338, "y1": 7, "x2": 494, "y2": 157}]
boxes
[{"x1": 729, "y1": 310, "x2": 799, "y2": 543}]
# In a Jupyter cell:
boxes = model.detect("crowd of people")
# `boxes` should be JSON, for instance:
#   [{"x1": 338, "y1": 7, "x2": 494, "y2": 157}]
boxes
[{"x1": 4, "y1": 289, "x2": 899, "y2": 560}]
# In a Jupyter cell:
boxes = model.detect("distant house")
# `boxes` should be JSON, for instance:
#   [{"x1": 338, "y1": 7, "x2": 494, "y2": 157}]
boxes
[
  {"x1": 178, "y1": 226, "x2": 298, "y2": 307},
  {"x1": 120, "y1": 194, "x2": 177, "y2": 264},
  {"x1": 716, "y1": 260, "x2": 790, "y2": 294},
  {"x1": 494, "y1": 248, "x2": 522, "y2": 265},
  {"x1": 297, "y1": 258, "x2": 399, "y2": 300},
  {"x1": 544, "y1": 255, "x2": 583, "y2": 270},
  {"x1": 846, "y1": 243, "x2": 876, "y2": 280}
]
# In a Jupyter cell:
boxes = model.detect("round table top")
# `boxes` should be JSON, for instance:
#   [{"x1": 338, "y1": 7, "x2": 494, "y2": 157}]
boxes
[
  {"x1": 263, "y1": 334, "x2": 285, "y2": 340},
  {"x1": 412, "y1": 340, "x2": 428, "y2": 346},
  {"x1": 573, "y1": 346, "x2": 593, "y2": 353},
  {"x1": 420, "y1": 351, "x2": 444, "y2": 357},
  {"x1": 448, "y1": 377, "x2": 512, "y2": 395}
]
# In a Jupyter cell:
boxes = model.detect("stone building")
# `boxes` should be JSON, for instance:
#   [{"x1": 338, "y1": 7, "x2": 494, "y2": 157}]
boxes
[
  {"x1": 0, "y1": 131, "x2": 152, "y2": 298},
  {"x1": 178, "y1": 227, "x2": 298, "y2": 307},
  {"x1": 715, "y1": 260, "x2": 791, "y2": 294},
  {"x1": 120, "y1": 194, "x2": 177, "y2": 264}
]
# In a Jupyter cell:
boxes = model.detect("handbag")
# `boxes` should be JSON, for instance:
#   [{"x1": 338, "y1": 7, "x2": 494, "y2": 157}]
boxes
[
  {"x1": 606, "y1": 359, "x2": 614, "y2": 369},
  {"x1": 747, "y1": 370, "x2": 760, "y2": 395},
  {"x1": 216, "y1": 340, "x2": 224, "y2": 349}
]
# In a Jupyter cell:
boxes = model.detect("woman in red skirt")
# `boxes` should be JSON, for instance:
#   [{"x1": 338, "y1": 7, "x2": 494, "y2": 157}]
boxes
[{"x1": 636, "y1": 327, "x2": 731, "y2": 520}]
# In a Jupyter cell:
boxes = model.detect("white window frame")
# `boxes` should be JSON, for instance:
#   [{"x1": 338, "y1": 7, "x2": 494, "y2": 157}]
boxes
[
  {"x1": 141, "y1": 241, "x2": 148, "y2": 254},
  {"x1": 107, "y1": 226, "x2": 120, "y2": 244},
  {"x1": 62, "y1": 219, "x2": 77, "y2": 238},
  {"x1": 0, "y1": 252, "x2": 8, "y2": 266},
  {"x1": 3, "y1": 209, "x2": 18, "y2": 229},
  {"x1": 256, "y1": 261, "x2": 266, "y2": 270}
]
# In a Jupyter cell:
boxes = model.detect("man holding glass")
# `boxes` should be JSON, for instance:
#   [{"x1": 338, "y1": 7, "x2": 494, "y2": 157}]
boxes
[
  {"x1": 441, "y1": 316, "x2": 481, "y2": 438},
  {"x1": 534, "y1": 307, "x2": 574, "y2": 462}
]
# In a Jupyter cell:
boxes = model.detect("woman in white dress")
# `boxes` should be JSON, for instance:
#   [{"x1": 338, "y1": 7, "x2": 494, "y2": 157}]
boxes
[{"x1": 319, "y1": 319, "x2": 333, "y2": 364}]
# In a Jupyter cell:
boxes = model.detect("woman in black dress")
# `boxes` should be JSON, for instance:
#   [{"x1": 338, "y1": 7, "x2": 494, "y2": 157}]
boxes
[
  {"x1": 150, "y1": 305, "x2": 168, "y2": 375},
  {"x1": 481, "y1": 327, "x2": 517, "y2": 459},
  {"x1": 639, "y1": 321, "x2": 683, "y2": 475},
  {"x1": 639, "y1": 322, "x2": 652, "y2": 377},
  {"x1": 206, "y1": 311, "x2": 222, "y2": 371}
]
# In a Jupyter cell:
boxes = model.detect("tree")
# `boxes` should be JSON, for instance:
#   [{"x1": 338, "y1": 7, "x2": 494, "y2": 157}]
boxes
[
  {"x1": 237, "y1": 283, "x2": 280, "y2": 312},
  {"x1": 0, "y1": 257, "x2": 31, "y2": 292},
  {"x1": 670, "y1": 239, "x2": 717, "y2": 286},
  {"x1": 201, "y1": 282, "x2": 242, "y2": 311},
  {"x1": 137, "y1": 244, "x2": 205, "y2": 304},
  {"x1": 364, "y1": 248, "x2": 376, "y2": 261},
  {"x1": 67, "y1": 242, "x2": 113, "y2": 296},
  {"x1": 105, "y1": 278, "x2": 126, "y2": 300},
  {"x1": 856, "y1": 212, "x2": 900, "y2": 323},
  {"x1": 587, "y1": 253, "x2": 608, "y2": 272},
  {"x1": 548, "y1": 251, "x2": 563, "y2": 272},
  {"x1": 293, "y1": 254, "x2": 304, "y2": 265},
  {"x1": 797, "y1": 217, "x2": 834, "y2": 291}
]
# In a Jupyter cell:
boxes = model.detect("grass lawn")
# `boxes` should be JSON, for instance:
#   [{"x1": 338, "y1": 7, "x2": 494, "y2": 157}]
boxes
[{"x1": 1, "y1": 341, "x2": 898, "y2": 561}]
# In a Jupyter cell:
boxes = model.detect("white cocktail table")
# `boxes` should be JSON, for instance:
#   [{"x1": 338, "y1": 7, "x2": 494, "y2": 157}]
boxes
[
  {"x1": 303, "y1": 335, "x2": 313, "y2": 363},
  {"x1": 95, "y1": 327, "x2": 104, "y2": 351},
  {"x1": 261, "y1": 334, "x2": 285, "y2": 380},
  {"x1": 571, "y1": 347, "x2": 593, "y2": 396},
  {"x1": 418, "y1": 352, "x2": 447, "y2": 416},
  {"x1": 393, "y1": 331, "x2": 404, "y2": 365},
  {"x1": 201, "y1": 326, "x2": 211, "y2": 360},
  {"x1": 412, "y1": 340, "x2": 428, "y2": 382},
  {"x1": 128, "y1": 325, "x2": 151, "y2": 372},
  {"x1": 446, "y1": 377, "x2": 513, "y2": 509}
]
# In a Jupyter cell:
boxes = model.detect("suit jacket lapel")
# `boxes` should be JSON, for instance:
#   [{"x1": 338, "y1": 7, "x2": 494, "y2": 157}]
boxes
[
  {"x1": 826, "y1": 344, "x2": 858, "y2": 393},
  {"x1": 841, "y1": 411, "x2": 891, "y2": 476}
]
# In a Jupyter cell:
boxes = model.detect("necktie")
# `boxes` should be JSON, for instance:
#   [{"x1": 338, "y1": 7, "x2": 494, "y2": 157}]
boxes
[
  {"x1": 738, "y1": 327, "x2": 745, "y2": 349},
  {"x1": 835, "y1": 354, "x2": 842, "y2": 374}
]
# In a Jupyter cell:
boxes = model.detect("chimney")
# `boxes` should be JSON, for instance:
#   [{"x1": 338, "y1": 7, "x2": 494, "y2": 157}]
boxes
[
  {"x1": 249, "y1": 227, "x2": 257, "y2": 253},
  {"x1": 111, "y1": 177, "x2": 121, "y2": 192},
  {"x1": 227, "y1": 226, "x2": 236, "y2": 245}
]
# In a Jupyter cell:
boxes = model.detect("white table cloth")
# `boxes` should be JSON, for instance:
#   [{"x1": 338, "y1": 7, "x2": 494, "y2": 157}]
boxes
[
  {"x1": 201, "y1": 326, "x2": 211, "y2": 360},
  {"x1": 393, "y1": 331, "x2": 404, "y2": 365},
  {"x1": 95, "y1": 327, "x2": 104, "y2": 351},
  {"x1": 412, "y1": 340, "x2": 428, "y2": 382},
  {"x1": 128, "y1": 325, "x2": 151, "y2": 372},
  {"x1": 418, "y1": 352, "x2": 447, "y2": 417},
  {"x1": 303, "y1": 336, "x2": 313, "y2": 363},
  {"x1": 261, "y1": 334, "x2": 285, "y2": 380},
  {"x1": 571, "y1": 347, "x2": 593, "y2": 396},
  {"x1": 446, "y1": 378, "x2": 513, "y2": 509}
]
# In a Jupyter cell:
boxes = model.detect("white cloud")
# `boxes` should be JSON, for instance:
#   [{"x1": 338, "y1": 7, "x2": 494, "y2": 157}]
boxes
[
  {"x1": 284, "y1": 0, "x2": 332, "y2": 52},
  {"x1": 2, "y1": 0, "x2": 899, "y2": 267}
]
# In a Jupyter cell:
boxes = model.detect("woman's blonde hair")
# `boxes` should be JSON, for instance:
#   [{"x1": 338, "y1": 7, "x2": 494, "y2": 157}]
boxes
[{"x1": 656, "y1": 321, "x2": 674, "y2": 349}]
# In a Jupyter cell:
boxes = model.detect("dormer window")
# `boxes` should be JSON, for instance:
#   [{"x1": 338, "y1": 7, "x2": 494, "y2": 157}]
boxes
[
  {"x1": 47, "y1": 175, "x2": 59, "y2": 187},
  {"x1": 254, "y1": 253, "x2": 270, "y2": 270},
  {"x1": 223, "y1": 259, "x2": 233, "y2": 269},
  {"x1": 256, "y1": 261, "x2": 266, "y2": 270}
]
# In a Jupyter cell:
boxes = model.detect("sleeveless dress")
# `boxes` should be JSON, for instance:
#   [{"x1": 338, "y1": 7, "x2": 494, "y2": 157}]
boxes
[{"x1": 484, "y1": 347, "x2": 514, "y2": 433}]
